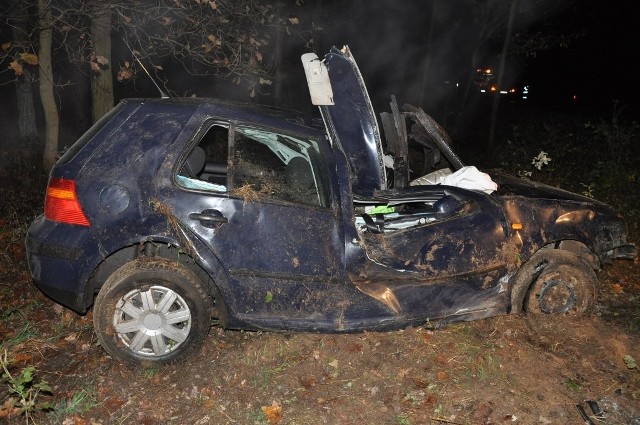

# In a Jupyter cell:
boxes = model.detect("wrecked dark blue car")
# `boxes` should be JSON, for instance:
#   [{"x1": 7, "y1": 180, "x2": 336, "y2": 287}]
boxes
[{"x1": 26, "y1": 46, "x2": 636, "y2": 364}]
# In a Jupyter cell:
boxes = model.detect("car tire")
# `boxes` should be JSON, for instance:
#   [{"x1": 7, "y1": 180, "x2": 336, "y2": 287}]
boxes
[
  {"x1": 524, "y1": 255, "x2": 597, "y2": 315},
  {"x1": 93, "y1": 258, "x2": 212, "y2": 365}
]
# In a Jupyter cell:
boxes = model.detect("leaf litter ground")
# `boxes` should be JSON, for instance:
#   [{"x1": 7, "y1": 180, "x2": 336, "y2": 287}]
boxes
[{"x1": 1, "y1": 202, "x2": 639, "y2": 425}]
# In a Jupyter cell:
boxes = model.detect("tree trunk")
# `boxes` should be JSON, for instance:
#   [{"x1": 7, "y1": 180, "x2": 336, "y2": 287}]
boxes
[
  {"x1": 38, "y1": 0, "x2": 59, "y2": 172},
  {"x1": 417, "y1": 0, "x2": 438, "y2": 107},
  {"x1": 273, "y1": 8, "x2": 284, "y2": 106},
  {"x1": 90, "y1": 8, "x2": 114, "y2": 123},
  {"x1": 453, "y1": 33, "x2": 481, "y2": 142},
  {"x1": 16, "y1": 69, "x2": 38, "y2": 145},
  {"x1": 488, "y1": 0, "x2": 518, "y2": 150},
  {"x1": 11, "y1": 2, "x2": 38, "y2": 149}
]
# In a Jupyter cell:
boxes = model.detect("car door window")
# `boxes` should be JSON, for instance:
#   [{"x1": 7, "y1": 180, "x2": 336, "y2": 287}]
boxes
[
  {"x1": 230, "y1": 125, "x2": 329, "y2": 208},
  {"x1": 176, "y1": 123, "x2": 329, "y2": 208}
]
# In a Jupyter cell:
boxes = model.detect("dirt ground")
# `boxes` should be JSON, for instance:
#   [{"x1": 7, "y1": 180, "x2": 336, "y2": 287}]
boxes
[{"x1": 1, "y1": 220, "x2": 639, "y2": 424}]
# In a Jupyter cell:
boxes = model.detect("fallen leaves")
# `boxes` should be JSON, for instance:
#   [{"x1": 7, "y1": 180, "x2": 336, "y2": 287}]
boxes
[
  {"x1": 298, "y1": 375, "x2": 316, "y2": 388},
  {"x1": 397, "y1": 368, "x2": 411, "y2": 378},
  {"x1": 13, "y1": 353, "x2": 34, "y2": 364},
  {"x1": 0, "y1": 398, "x2": 21, "y2": 419},
  {"x1": 345, "y1": 342, "x2": 363, "y2": 353},
  {"x1": 103, "y1": 396, "x2": 126, "y2": 411},
  {"x1": 62, "y1": 415, "x2": 89, "y2": 425},
  {"x1": 436, "y1": 370, "x2": 449, "y2": 382},
  {"x1": 261, "y1": 401, "x2": 282, "y2": 424}
]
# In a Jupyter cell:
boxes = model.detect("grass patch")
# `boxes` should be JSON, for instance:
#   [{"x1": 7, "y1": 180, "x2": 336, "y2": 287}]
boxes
[
  {"x1": 565, "y1": 378, "x2": 581, "y2": 391},
  {"x1": 0, "y1": 323, "x2": 39, "y2": 352},
  {"x1": 141, "y1": 366, "x2": 158, "y2": 378},
  {"x1": 47, "y1": 386, "x2": 99, "y2": 421}
]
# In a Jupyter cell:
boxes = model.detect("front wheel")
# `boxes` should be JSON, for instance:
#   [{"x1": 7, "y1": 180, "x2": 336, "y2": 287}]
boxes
[
  {"x1": 524, "y1": 255, "x2": 597, "y2": 315},
  {"x1": 93, "y1": 258, "x2": 212, "y2": 365}
]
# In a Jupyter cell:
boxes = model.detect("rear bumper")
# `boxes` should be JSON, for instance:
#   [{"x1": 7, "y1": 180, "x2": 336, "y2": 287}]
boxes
[{"x1": 25, "y1": 216, "x2": 97, "y2": 314}]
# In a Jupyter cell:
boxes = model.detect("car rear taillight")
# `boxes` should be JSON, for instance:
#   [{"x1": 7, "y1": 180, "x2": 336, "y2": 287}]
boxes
[{"x1": 44, "y1": 177, "x2": 90, "y2": 226}]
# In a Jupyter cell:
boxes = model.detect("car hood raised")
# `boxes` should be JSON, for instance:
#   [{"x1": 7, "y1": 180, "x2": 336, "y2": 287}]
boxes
[{"x1": 321, "y1": 46, "x2": 387, "y2": 196}]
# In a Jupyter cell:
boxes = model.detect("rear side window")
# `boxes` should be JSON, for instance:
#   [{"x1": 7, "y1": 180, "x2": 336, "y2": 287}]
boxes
[
  {"x1": 57, "y1": 102, "x2": 127, "y2": 165},
  {"x1": 176, "y1": 124, "x2": 229, "y2": 192}
]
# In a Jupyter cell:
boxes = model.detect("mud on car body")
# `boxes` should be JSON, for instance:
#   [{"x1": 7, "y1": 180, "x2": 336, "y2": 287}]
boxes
[{"x1": 26, "y1": 46, "x2": 637, "y2": 364}]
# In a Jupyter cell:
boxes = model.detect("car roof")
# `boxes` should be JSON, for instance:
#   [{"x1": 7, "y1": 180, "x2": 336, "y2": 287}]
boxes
[{"x1": 120, "y1": 97, "x2": 324, "y2": 134}]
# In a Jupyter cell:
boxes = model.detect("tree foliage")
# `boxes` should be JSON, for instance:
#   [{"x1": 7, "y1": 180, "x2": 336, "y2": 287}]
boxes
[
  {"x1": 0, "y1": 0, "x2": 599, "y2": 172},
  {"x1": 1, "y1": 0, "x2": 308, "y2": 170},
  {"x1": 3, "y1": 0, "x2": 300, "y2": 78},
  {"x1": 44, "y1": 0, "x2": 302, "y2": 96}
]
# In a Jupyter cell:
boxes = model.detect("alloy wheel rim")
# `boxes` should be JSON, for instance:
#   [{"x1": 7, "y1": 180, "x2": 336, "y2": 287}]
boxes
[{"x1": 113, "y1": 285, "x2": 192, "y2": 357}]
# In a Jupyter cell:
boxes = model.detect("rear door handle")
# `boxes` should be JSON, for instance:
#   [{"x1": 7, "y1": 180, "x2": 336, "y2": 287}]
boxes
[{"x1": 189, "y1": 209, "x2": 228, "y2": 228}]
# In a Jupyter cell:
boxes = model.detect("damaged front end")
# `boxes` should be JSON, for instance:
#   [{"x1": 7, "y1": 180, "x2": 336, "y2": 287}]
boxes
[
  {"x1": 302, "y1": 45, "x2": 636, "y2": 324},
  {"x1": 491, "y1": 170, "x2": 637, "y2": 266}
]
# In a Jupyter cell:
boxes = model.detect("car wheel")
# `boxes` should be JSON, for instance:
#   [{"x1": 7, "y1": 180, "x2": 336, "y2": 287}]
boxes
[
  {"x1": 525, "y1": 260, "x2": 596, "y2": 315},
  {"x1": 94, "y1": 258, "x2": 212, "y2": 365}
]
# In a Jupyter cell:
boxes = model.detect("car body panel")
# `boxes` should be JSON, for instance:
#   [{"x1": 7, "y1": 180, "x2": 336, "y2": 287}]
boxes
[
  {"x1": 489, "y1": 170, "x2": 632, "y2": 262},
  {"x1": 25, "y1": 217, "x2": 96, "y2": 309},
  {"x1": 322, "y1": 46, "x2": 387, "y2": 197}
]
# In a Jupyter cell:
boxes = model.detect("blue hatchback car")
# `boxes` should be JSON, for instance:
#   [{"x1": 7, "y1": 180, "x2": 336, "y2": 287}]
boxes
[{"x1": 26, "y1": 46, "x2": 636, "y2": 364}]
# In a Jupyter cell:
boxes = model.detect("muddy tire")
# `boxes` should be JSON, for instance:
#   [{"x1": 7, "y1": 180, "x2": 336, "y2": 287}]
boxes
[
  {"x1": 524, "y1": 252, "x2": 597, "y2": 315},
  {"x1": 94, "y1": 258, "x2": 212, "y2": 365}
]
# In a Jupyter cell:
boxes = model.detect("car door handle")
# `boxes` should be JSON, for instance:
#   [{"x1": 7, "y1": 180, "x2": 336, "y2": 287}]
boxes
[{"x1": 189, "y1": 209, "x2": 228, "y2": 228}]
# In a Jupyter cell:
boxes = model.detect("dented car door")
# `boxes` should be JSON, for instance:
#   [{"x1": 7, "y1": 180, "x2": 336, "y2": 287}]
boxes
[{"x1": 161, "y1": 116, "x2": 347, "y2": 327}]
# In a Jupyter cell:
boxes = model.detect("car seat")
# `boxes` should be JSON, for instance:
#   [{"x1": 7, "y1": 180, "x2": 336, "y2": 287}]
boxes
[{"x1": 180, "y1": 146, "x2": 206, "y2": 178}]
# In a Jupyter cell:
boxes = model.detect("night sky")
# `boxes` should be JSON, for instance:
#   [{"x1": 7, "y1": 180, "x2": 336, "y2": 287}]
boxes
[
  {"x1": 320, "y1": 0, "x2": 639, "y2": 116},
  {"x1": 520, "y1": 0, "x2": 638, "y2": 113}
]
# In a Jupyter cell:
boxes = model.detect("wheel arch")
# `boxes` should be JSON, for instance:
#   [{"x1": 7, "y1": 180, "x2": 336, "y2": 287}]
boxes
[
  {"x1": 541, "y1": 239, "x2": 600, "y2": 270},
  {"x1": 83, "y1": 238, "x2": 229, "y2": 325},
  {"x1": 509, "y1": 242, "x2": 598, "y2": 314},
  {"x1": 93, "y1": 256, "x2": 213, "y2": 364}
]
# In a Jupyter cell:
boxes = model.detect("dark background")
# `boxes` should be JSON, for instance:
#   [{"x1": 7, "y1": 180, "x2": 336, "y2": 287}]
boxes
[{"x1": 1, "y1": 0, "x2": 638, "y2": 158}]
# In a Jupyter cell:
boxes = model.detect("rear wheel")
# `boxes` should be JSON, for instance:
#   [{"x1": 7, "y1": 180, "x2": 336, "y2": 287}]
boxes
[
  {"x1": 94, "y1": 258, "x2": 212, "y2": 365},
  {"x1": 524, "y1": 252, "x2": 597, "y2": 315}
]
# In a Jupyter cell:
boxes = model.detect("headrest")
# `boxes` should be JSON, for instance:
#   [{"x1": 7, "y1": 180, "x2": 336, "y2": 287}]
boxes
[{"x1": 181, "y1": 146, "x2": 206, "y2": 177}]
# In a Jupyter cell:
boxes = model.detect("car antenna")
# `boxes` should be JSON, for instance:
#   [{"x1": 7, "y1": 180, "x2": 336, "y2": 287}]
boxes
[{"x1": 121, "y1": 37, "x2": 170, "y2": 99}]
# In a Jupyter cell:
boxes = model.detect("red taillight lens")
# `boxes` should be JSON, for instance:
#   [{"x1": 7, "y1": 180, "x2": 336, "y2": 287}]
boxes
[{"x1": 44, "y1": 177, "x2": 90, "y2": 226}]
